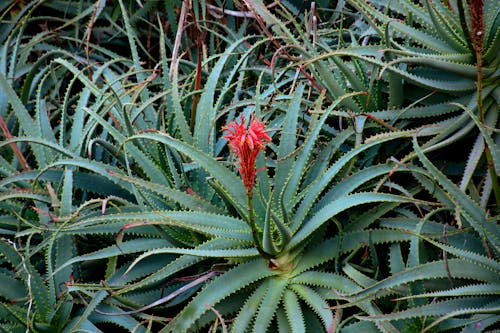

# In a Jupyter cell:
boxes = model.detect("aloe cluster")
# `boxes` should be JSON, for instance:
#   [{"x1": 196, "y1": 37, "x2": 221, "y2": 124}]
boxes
[
  {"x1": 347, "y1": 0, "x2": 500, "y2": 208},
  {"x1": 0, "y1": 0, "x2": 499, "y2": 332}
]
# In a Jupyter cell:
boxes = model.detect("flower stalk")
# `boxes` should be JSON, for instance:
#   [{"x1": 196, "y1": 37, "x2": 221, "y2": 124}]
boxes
[{"x1": 468, "y1": 0, "x2": 500, "y2": 210}]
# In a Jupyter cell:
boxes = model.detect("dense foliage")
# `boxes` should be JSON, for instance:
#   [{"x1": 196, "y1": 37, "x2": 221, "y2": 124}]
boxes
[{"x1": 0, "y1": 0, "x2": 498, "y2": 332}]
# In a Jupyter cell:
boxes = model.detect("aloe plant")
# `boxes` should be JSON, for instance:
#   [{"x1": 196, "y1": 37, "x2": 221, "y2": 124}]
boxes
[
  {"x1": 63, "y1": 89, "x2": 498, "y2": 331},
  {"x1": 62, "y1": 90, "x2": 435, "y2": 332},
  {"x1": 0, "y1": 1, "x2": 194, "y2": 331},
  {"x1": 345, "y1": 0, "x2": 500, "y2": 212},
  {"x1": 1, "y1": 0, "x2": 498, "y2": 332},
  {"x1": 337, "y1": 135, "x2": 500, "y2": 332}
]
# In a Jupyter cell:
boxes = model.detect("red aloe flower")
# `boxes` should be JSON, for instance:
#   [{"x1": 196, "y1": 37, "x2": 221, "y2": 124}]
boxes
[{"x1": 223, "y1": 115, "x2": 271, "y2": 194}]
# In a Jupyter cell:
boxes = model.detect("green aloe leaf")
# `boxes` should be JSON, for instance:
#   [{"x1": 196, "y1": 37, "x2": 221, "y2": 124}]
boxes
[
  {"x1": 340, "y1": 259, "x2": 498, "y2": 304},
  {"x1": 283, "y1": 289, "x2": 306, "y2": 333},
  {"x1": 252, "y1": 278, "x2": 289, "y2": 333},
  {"x1": 126, "y1": 132, "x2": 248, "y2": 217},
  {"x1": 288, "y1": 192, "x2": 426, "y2": 251},
  {"x1": 163, "y1": 259, "x2": 279, "y2": 332},
  {"x1": 396, "y1": 283, "x2": 500, "y2": 300},
  {"x1": 69, "y1": 210, "x2": 252, "y2": 242},
  {"x1": 53, "y1": 239, "x2": 170, "y2": 278},
  {"x1": 357, "y1": 297, "x2": 499, "y2": 323},
  {"x1": 232, "y1": 283, "x2": 268, "y2": 333},
  {"x1": 284, "y1": 91, "x2": 365, "y2": 212},
  {"x1": 290, "y1": 284, "x2": 333, "y2": 331},
  {"x1": 274, "y1": 84, "x2": 304, "y2": 206},
  {"x1": 413, "y1": 136, "x2": 500, "y2": 252}
]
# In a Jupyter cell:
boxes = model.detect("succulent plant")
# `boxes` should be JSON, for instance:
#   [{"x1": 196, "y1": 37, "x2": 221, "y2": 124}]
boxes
[
  {"x1": 1, "y1": 1, "x2": 498, "y2": 332},
  {"x1": 346, "y1": 0, "x2": 500, "y2": 212}
]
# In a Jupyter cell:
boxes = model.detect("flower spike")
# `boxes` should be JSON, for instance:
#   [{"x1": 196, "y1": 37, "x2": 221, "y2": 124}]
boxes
[{"x1": 223, "y1": 115, "x2": 271, "y2": 194}]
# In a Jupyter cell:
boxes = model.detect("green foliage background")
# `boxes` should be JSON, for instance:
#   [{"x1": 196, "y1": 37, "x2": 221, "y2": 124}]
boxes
[{"x1": 0, "y1": 0, "x2": 498, "y2": 332}]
